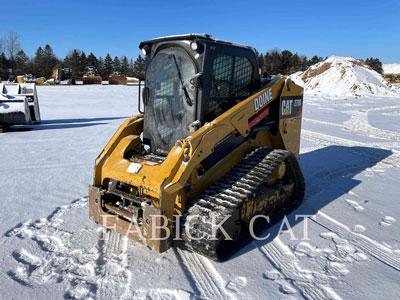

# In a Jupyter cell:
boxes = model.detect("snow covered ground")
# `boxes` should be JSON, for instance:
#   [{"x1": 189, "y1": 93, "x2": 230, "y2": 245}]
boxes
[
  {"x1": 1, "y1": 86, "x2": 400, "y2": 300},
  {"x1": 383, "y1": 64, "x2": 400, "y2": 74}
]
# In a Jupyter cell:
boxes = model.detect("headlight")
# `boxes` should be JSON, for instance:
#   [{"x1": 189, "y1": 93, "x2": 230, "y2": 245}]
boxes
[{"x1": 190, "y1": 42, "x2": 199, "y2": 51}]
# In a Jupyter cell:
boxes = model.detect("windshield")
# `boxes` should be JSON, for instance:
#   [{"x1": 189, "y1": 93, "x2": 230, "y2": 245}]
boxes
[{"x1": 144, "y1": 47, "x2": 196, "y2": 155}]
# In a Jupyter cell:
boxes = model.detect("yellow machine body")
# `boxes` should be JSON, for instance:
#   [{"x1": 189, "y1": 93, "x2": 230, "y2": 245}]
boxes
[{"x1": 89, "y1": 75, "x2": 303, "y2": 252}]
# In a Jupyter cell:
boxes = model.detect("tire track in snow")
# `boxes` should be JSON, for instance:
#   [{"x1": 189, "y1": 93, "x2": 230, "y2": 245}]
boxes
[
  {"x1": 259, "y1": 238, "x2": 342, "y2": 300},
  {"x1": 308, "y1": 211, "x2": 400, "y2": 272},
  {"x1": 301, "y1": 129, "x2": 400, "y2": 167},
  {"x1": 299, "y1": 129, "x2": 400, "y2": 272},
  {"x1": 304, "y1": 106, "x2": 400, "y2": 142},
  {"x1": 176, "y1": 248, "x2": 235, "y2": 300}
]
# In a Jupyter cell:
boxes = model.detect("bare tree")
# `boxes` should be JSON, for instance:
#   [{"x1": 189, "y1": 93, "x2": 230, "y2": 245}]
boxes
[
  {"x1": 6, "y1": 31, "x2": 21, "y2": 59},
  {"x1": 0, "y1": 37, "x2": 5, "y2": 54}
]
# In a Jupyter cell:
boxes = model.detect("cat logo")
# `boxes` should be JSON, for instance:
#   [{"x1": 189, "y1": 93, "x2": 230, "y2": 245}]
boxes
[
  {"x1": 282, "y1": 99, "x2": 293, "y2": 116},
  {"x1": 281, "y1": 97, "x2": 303, "y2": 119}
]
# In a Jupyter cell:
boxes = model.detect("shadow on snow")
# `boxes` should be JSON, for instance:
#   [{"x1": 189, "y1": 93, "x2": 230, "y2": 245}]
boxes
[{"x1": 5, "y1": 117, "x2": 128, "y2": 132}]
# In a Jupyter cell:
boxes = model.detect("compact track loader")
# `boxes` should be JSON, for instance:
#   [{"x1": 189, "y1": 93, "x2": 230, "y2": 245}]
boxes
[
  {"x1": 109, "y1": 68, "x2": 128, "y2": 85},
  {"x1": 89, "y1": 34, "x2": 305, "y2": 261},
  {"x1": 83, "y1": 66, "x2": 102, "y2": 84}
]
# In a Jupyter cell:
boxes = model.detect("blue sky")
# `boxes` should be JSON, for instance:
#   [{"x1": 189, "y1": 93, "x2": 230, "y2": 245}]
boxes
[{"x1": 1, "y1": 0, "x2": 399, "y2": 63}]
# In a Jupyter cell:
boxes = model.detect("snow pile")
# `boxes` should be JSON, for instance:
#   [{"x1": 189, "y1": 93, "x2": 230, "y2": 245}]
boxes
[
  {"x1": 290, "y1": 56, "x2": 400, "y2": 97},
  {"x1": 383, "y1": 63, "x2": 400, "y2": 74}
]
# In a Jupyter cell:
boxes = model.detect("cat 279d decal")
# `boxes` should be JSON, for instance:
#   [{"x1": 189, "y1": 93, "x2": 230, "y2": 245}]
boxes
[{"x1": 280, "y1": 96, "x2": 303, "y2": 119}]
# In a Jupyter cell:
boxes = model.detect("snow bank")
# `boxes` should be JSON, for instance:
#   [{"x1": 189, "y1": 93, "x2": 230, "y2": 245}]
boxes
[
  {"x1": 383, "y1": 63, "x2": 400, "y2": 74},
  {"x1": 290, "y1": 56, "x2": 400, "y2": 98}
]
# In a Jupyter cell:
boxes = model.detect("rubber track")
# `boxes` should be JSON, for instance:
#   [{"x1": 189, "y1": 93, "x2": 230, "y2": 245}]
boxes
[{"x1": 181, "y1": 147, "x2": 305, "y2": 261}]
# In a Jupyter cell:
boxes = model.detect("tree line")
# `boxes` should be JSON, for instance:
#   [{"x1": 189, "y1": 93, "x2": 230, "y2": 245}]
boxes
[
  {"x1": 0, "y1": 31, "x2": 385, "y2": 81},
  {"x1": 256, "y1": 49, "x2": 384, "y2": 75},
  {"x1": 0, "y1": 32, "x2": 146, "y2": 81}
]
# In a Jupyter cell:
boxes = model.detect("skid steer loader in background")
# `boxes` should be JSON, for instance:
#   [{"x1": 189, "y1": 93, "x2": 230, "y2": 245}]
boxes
[
  {"x1": 89, "y1": 34, "x2": 305, "y2": 261},
  {"x1": 83, "y1": 66, "x2": 102, "y2": 85},
  {"x1": 0, "y1": 83, "x2": 41, "y2": 132},
  {"x1": 109, "y1": 68, "x2": 128, "y2": 85}
]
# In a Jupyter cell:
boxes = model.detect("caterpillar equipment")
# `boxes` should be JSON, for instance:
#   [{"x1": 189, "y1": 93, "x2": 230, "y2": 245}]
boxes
[
  {"x1": 0, "y1": 83, "x2": 41, "y2": 131},
  {"x1": 83, "y1": 66, "x2": 102, "y2": 85},
  {"x1": 89, "y1": 34, "x2": 305, "y2": 261},
  {"x1": 384, "y1": 73, "x2": 400, "y2": 84},
  {"x1": 127, "y1": 77, "x2": 140, "y2": 84},
  {"x1": 109, "y1": 68, "x2": 128, "y2": 85},
  {"x1": 51, "y1": 68, "x2": 75, "y2": 85},
  {"x1": 16, "y1": 74, "x2": 46, "y2": 85}
]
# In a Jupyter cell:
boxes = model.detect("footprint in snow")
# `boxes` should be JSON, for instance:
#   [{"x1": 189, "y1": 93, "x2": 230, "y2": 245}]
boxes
[
  {"x1": 263, "y1": 269, "x2": 282, "y2": 280},
  {"x1": 226, "y1": 276, "x2": 247, "y2": 293},
  {"x1": 352, "y1": 224, "x2": 366, "y2": 233},
  {"x1": 379, "y1": 216, "x2": 396, "y2": 227},
  {"x1": 345, "y1": 199, "x2": 364, "y2": 212},
  {"x1": 278, "y1": 282, "x2": 297, "y2": 294}
]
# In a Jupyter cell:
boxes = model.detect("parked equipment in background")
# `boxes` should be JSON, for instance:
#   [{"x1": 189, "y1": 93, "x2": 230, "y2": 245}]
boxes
[
  {"x1": 83, "y1": 66, "x2": 102, "y2": 85},
  {"x1": 17, "y1": 76, "x2": 24, "y2": 83},
  {"x1": 17, "y1": 74, "x2": 46, "y2": 85},
  {"x1": 89, "y1": 34, "x2": 305, "y2": 261},
  {"x1": 7, "y1": 75, "x2": 17, "y2": 83},
  {"x1": 127, "y1": 77, "x2": 140, "y2": 84},
  {"x1": 383, "y1": 73, "x2": 400, "y2": 83},
  {"x1": 109, "y1": 68, "x2": 127, "y2": 85},
  {"x1": 0, "y1": 83, "x2": 41, "y2": 131},
  {"x1": 50, "y1": 68, "x2": 76, "y2": 85}
]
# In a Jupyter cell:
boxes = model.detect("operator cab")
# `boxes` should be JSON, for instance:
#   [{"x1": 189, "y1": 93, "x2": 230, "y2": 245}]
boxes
[{"x1": 139, "y1": 34, "x2": 261, "y2": 156}]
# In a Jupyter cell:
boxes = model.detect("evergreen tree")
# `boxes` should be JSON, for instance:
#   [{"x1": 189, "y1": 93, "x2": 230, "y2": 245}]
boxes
[
  {"x1": 79, "y1": 51, "x2": 87, "y2": 75},
  {"x1": 87, "y1": 52, "x2": 98, "y2": 68},
  {"x1": 103, "y1": 53, "x2": 113, "y2": 77},
  {"x1": 309, "y1": 55, "x2": 322, "y2": 67},
  {"x1": 0, "y1": 52, "x2": 9, "y2": 80},
  {"x1": 132, "y1": 55, "x2": 145, "y2": 79},
  {"x1": 15, "y1": 50, "x2": 30, "y2": 75},
  {"x1": 269, "y1": 49, "x2": 282, "y2": 74},
  {"x1": 299, "y1": 55, "x2": 308, "y2": 71},
  {"x1": 290, "y1": 53, "x2": 301, "y2": 72},
  {"x1": 64, "y1": 49, "x2": 82, "y2": 79},
  {"x1": 129, "y1": 58, "x2": 134, "y2": 76},
  {"x1": 98, "y1": 56, "x2": 104, "y2": 77},
  {"x1": 113, "y1": 56, "x2": 121, "y2": 70},
  {"x1": 121, "y1": 56, "x2": 129, "y2": 75},
  {"x1": 263, "y1": 52, "x2": 273, "y2": 76},
  {"x1": 32, "y1": 46, "x2": 44, "y2": 76},
  {"x1": 281, "y1": 50, "x2": 293, "y2": 74},
  {"x1": 365, "y1": 57, "x2": 383, "y2": 74},
  {"x1": 42, "y1": 44, "x2": 58, "y2": 78}
]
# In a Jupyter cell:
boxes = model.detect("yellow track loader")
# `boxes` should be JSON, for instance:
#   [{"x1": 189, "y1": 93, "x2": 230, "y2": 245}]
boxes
[
  {"x1": 83, "y1": 66, "x2": 102, "y2": 84},
  {"x1": 109, "y1": 68, "x2": 128, "y2": 85},
  {"x1": 89, "y1": 34, "x2": 305, "y2": 261}
]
